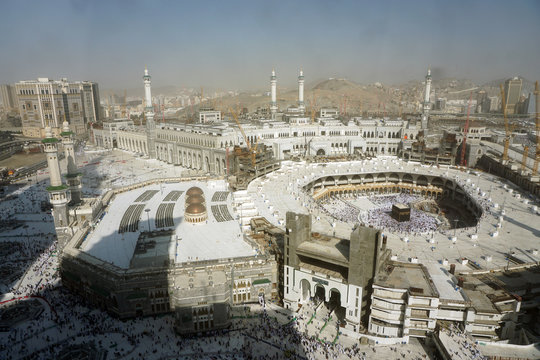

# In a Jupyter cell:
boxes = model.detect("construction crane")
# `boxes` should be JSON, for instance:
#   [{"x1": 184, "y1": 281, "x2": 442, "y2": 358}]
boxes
[
  {"x1": 500, "y1": 84, "x2": 511, "y2": 163},
  {"x1": 230, "y1": 107, "x2": 261, "y2": 167},
  {"x1": 533, "y1": 81, "x2": 540, "y2": 176},
  {"x1": 521, "y1": 146, "x2": 529, "y2": 172},
  {"x1": 229, "y1": 108, "x2": 250, "y2": 149},
  {"x1": 460, "y1": 92, "x2": 473, "y2": 167}
]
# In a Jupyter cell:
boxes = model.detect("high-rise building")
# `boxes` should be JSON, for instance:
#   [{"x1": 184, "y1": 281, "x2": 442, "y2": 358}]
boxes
[
  {"x1": 503, "y1": 77, "x2": 522, "y2": 115},
  {"x1": 15, "y1": 78, "x2": 100, "y2": 138},
  {"x1": 476, "y1": 90, "x2": 487, "y2": 113},
  {"x1": 523, "y1": 92, "x2": 536, "y2": 115},
  {"x1": 486, "y1": 96, "x2": 500, "y2": 113},
  {"x1": 0, "y1": 84, "x2": 19, "y2": 111},
  {"x1": 435, "y1": 98, "x2": 446, "y2": 111}
]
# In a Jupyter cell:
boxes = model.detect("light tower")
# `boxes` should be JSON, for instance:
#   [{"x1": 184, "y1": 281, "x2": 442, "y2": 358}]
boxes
[
  {"x1": 421, "y1": 67, "x2": 432, "y2": 132},
  {"x1": 270, "y1": 69, "x2": 278, "y2": 114},
  {"x1": 61, "y1": 120, "x2": 81, "y2": 204},
  {"x1": 298, "y1": 69, "x2": 305, "y2": 113},
  {"x1": 43, "y1": 126, "x2": 71, "y2": 248},
  {"x1": 144, "y1": 66, "x2": 157, "y2": 159}
]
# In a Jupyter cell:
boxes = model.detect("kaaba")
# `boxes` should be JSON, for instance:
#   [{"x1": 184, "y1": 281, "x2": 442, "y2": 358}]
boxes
[{"x1": 392, "y1": 203, "x2": 410, "y2": 222}]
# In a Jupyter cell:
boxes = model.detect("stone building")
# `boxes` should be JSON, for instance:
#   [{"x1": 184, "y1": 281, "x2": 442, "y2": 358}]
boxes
[{"x1": 15, "y1": 78, "x2": 100, "y2": 138}]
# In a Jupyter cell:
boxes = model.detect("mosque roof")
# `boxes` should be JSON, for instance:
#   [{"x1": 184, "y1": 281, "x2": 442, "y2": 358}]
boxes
[
  {"x1": 186, "y1": 187, "x2": 203, "y2": 196},
  {"x1": 186, "y1": 203, "x2": 206, "y2": 215}
]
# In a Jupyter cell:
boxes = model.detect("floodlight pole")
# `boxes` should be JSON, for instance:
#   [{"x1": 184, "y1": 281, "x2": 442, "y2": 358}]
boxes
[{"x1": 145, "y1": 208, "x2": 151, "y2": 232}]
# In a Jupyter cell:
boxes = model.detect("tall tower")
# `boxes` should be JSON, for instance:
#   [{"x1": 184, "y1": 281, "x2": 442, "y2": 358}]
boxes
[
  {"x1": 421, "y1": 67, "x2": 432, "y2": 132},
  {"x1": 61, "y1": 120, "x2": 81, "y2": 204},
  {"x1": 298, "y1": 69, "x2": 305, "y2": 113},
  {"x1": 43, "y1": 126, "x2": 71, "y2": 248},
  {"x1": 503, "y1": 77, "x2": 522, "y2": 115},
  {"x1": 144, "y1": 66, "x2": 157, "y2": 159},
  {"x1": 270, "y1": 69, "x2": 278, "y2": 114}
]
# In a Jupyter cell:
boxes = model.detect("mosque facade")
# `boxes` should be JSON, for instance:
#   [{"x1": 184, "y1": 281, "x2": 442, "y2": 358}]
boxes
[{"x1": 92, "y1": 68, "x2": 423, "y2": 175}]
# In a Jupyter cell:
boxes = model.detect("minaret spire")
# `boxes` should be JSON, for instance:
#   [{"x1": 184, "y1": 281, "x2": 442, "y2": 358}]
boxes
[
  {"x1": 61, "y1": 117, "x2": 81, "y2": 204},
  {"x1": 143, "y1": 66, "x2": 156, "y2": 158},
  {"x1": 298, "y1": 68, "x2": 305, "y2": 113},
  {"x1": 421, "y1": 66, "x2": 432, "y2": 132},
  {"x1": 270, "y1": 68, "x2": 277, "y2": 114},
  {"x1": 43, "y1": 124, "x2": 71, "y2": 250}
]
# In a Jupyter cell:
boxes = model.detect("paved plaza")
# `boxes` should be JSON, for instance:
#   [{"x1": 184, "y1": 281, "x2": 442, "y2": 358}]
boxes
[{"x1": 1, "y1": 148, "x2": 538, "y2": 359}]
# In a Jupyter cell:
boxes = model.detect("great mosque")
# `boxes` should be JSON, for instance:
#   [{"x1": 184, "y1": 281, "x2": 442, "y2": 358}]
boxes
[
  {"x1": 93, "y1": 67, "x2": 425, "y2": 174},
  {"x1": 41, "y1": 66, "x2": 540, "y2": 344}
]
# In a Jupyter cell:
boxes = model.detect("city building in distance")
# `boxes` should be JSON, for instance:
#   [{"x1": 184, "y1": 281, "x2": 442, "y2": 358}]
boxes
[
  {"x1": 503, "y1": 77, "x2": 523, "y2": 115},
  {"x1": 0, "y1": 84, "x2": 19, "y2": 112},
  {"x1": 15, "y1": 78, "x2": 100, "y2": 138}
]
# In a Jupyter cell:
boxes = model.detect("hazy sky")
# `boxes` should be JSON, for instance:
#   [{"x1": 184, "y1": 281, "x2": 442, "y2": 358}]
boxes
[{"x1": 1, "y1": 0, "x2": 539, "y2": 90}]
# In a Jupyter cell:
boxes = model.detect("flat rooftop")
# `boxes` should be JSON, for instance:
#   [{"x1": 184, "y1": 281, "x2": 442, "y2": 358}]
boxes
[
  {"x1": 296, "y1": 234, "x2": 350, "y2": 266},
  {"x1": 374, "y1": 262, "x2": 439, "y2": 297},
  {"x1": 424, "y1": 262, "x2": 466, "y2": 302},
  {"x1": 80, "y1": 180, "x2": 256, "y2": 269},
  {"x1": 462, "y1": 287, "x2": 499, "y2": 314}
]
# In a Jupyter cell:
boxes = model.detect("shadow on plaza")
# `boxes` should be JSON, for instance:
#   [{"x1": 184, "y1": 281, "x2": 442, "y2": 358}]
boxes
[
  {"x1": 503, "y1": 215, "x2": 540, "y2": 238},
  {"x1": 66, "y1": 210, "x2": 324, "y2": 359},
  {"x1": 0, "y1": 181, "x2": 57, "y2": 295}
]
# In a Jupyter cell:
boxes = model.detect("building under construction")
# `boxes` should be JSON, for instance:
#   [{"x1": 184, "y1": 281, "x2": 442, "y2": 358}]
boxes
[
  {"x1": 476, "y1": 82, "x2": 540, "y2": 197},
  {"x1": 401, "y1": 130, "x2": 457, "y2": 166},
  {"x1": 228, "y1": 144, "x2": 280, "y2": 190}
]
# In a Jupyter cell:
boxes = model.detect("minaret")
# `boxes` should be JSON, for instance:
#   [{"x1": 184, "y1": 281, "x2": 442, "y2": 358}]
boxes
[
  {"x1": 43, "y1": 126, "x2": 71, "y2": 243},
  {"x1": 270, "y1": 69, "x2": 278, "y2": 114},
  {"x1": 421, "y1": 66, "x2": 432, "y2": 131},
  {"x1": 144, "y1": 66, "x2": 157, "y2": 159},
  {"x1": 298, "y1": 69, "x2": 305, "y2": 113},
  {"x1": 61, "y1": 120, "x2": 81, "y2": 204}
]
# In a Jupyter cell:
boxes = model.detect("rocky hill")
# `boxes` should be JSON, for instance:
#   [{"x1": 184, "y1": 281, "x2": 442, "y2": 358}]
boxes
[{"x1": 113, "y1": 75, "x2": 538, "y2": 121}]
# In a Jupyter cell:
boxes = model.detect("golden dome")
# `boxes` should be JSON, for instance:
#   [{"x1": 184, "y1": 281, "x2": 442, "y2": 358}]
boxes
[
  {"x1": 186, "y1": 187, "x2": 203, "y2": 196},
  {"x1": 185, "y1": 203, "x2": 206, "y2": 215},
  {"x1": 186, "y1": 194, "x2": 205, "y2": 205}
]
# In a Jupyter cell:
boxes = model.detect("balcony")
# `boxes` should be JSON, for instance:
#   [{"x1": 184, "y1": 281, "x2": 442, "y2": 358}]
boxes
[
  {"x1": 409, "y1": 311, "x2": 430, "y2": 320},
  {"x1": 408, "y1": 329, "x2": 428, "y2": 338},
  {"x1": 472, "y1": 319, "x2": 500, "y2": 326},
  {"x1": 371, "y1": 298, "x2": 405, "y2": 312},
  {"x1": 370, "y1": 309, "x2": 404, "y2": 324}
]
